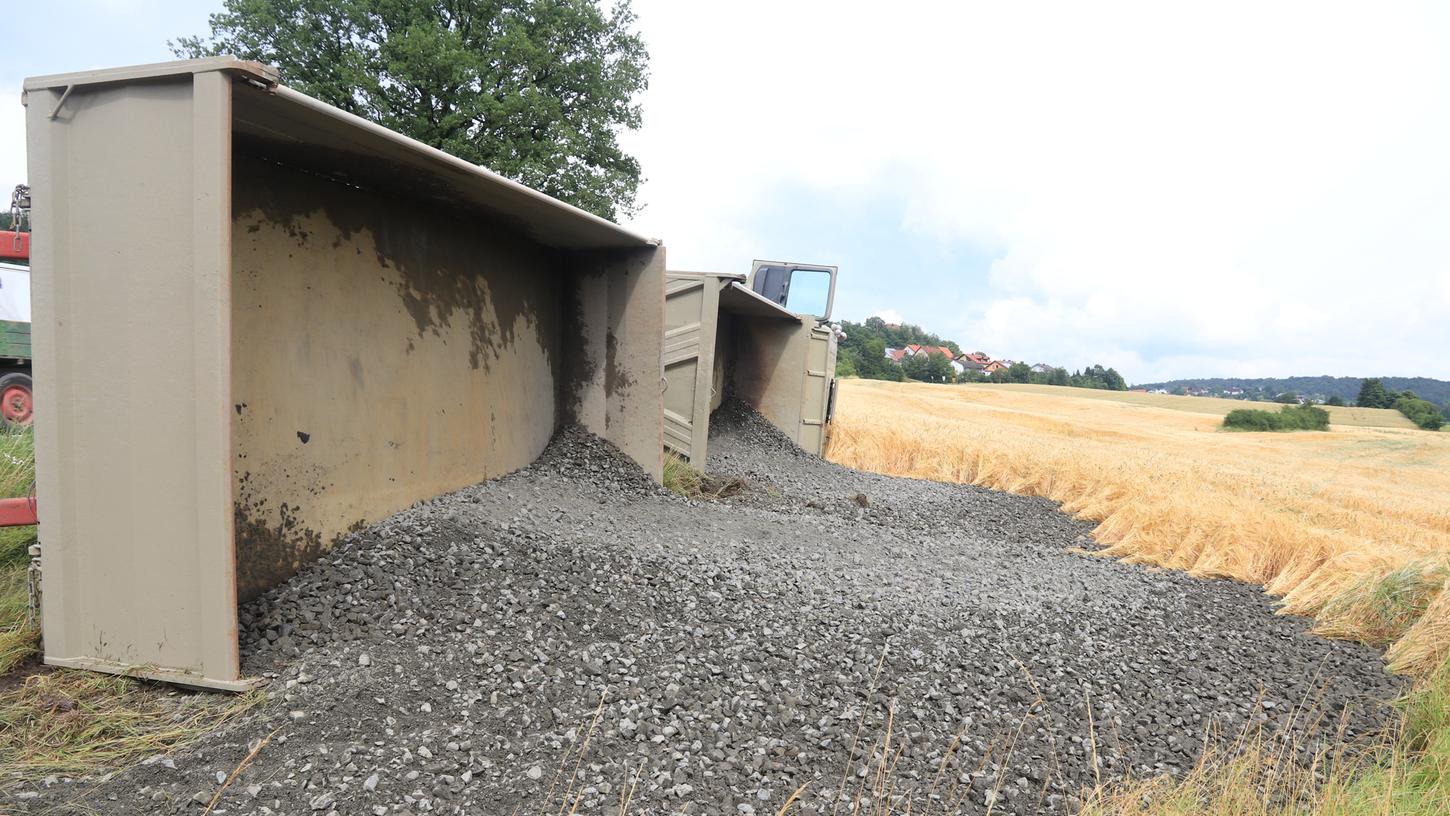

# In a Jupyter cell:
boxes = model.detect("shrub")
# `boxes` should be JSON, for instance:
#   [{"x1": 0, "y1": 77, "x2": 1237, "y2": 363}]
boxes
[
  {"x1": 1396, "y1": 395, "x2": 1445, "y2": 431},
  {"x1": 1222, "y1": 404, "x2": 1330, "y2": 432}
]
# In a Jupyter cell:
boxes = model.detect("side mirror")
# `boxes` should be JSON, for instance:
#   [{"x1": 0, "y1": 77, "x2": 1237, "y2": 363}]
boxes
[{"x1": 748, "y1": 261, "x2": 837, "y2": 320}]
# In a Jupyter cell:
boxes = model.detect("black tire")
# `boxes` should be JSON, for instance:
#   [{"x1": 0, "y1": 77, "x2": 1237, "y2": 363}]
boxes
[{"x1": 0, "y1": 371, "x2": 33, "y2": 427}]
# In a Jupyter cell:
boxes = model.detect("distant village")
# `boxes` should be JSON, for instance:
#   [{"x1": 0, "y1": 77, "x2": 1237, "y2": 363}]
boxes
[
  {"x1": 836, "y1": 318, "x2": 1128, "y2": 391},
  {"x1": 883, "y1": 344, "x2": 1047, "y2": 378}
]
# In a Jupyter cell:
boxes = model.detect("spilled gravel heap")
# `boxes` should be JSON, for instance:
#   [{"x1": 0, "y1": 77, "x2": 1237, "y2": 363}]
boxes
[{"x1": 16, "y1": 406, "x2": 1402, "y2": 815}]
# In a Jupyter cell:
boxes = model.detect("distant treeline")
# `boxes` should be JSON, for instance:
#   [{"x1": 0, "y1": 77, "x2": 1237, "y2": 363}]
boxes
[
  {"x1": 835, "y1": 317, "x2": 1127, "y2": 391},
  {"x1": 1138, "y1": 375, "x2": 1450, "y2": 406}
]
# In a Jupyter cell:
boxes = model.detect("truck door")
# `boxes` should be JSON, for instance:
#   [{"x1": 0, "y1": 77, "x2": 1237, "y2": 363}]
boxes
[
  {"x1": 747, "y1": 261, "x2": 837, "y2": 320},
  {"x1": 662, "y1": 273, "x2": 721, "y2": 463}
]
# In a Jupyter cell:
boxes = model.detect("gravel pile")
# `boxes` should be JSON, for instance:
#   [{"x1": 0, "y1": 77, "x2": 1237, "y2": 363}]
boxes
[{"x1": 14, "y1": 410, "x2": 1402, "y2": 815}]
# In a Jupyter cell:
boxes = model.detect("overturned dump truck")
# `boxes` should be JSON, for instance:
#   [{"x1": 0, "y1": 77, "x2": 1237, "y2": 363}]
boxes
[
  {"x1": 663, "y1": 261, "x2": 839, "y2": 463},
  {"x1": 24, "y1": 58, "x2": 665, "y2": 689}
]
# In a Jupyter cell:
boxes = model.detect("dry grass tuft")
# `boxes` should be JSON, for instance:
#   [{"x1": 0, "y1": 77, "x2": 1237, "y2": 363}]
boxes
[
  {"x1": 0, "y1": 424, "x2": 263, "y2": 786},
  {"x1": 1080, "y1": 657, "x2": 1450, "y2": 816},
  {"x1": 826, "y1": 380, "x2": 1450, "y2": 675},
  {"x1": 0, "y1": 670, "x2": 263, "y2": 778},
  {"x1": 663, "y1": 451, "x2": 745, "y2": 501}
]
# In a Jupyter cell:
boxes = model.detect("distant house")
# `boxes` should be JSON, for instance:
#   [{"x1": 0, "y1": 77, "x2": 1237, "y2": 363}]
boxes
[
  {"x1": 949, "y1": 359, "x2": 966, "y2": 375},
  {"x1": 884, "y1": 347, "x2": 908, "y2": 363},
  {"x1": 902, "y1": 344, "x2": 954, "y2": 359},
  {"x1": 899, "y1": 343, "x2": 957, "y2": 359},
  {"x1": 958, "y1": 358, "x2": 987, "y2": 372},
  {"x1": 983, "y1": 360, "x2": 1007, "y2": 374}
]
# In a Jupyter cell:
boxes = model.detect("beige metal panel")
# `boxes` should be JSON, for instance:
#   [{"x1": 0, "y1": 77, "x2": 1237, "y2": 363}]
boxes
[
  {"x1": 566, "y1": 272, "x2": 610, "y2": 433},
  {"x1": 797, "y1": 324, "x2": 837, "y2": 455},
  {"x1": 730, "y1": 314, "x2": 817, "y2": 452},
  {"x1": 229, "y1": 155, "x2": 566, "y2": 599},
  {"x1": 709, "y1": 318, "x2": 729, "y2": 415},
  {"x1": 560, "y1": 247, "x2": 664, "y2": 480},
  {"x1": 28, "y1": 75, "x2": 252, "y2": 690},
  {"x1": 662, "y1": 273, "x2": 721, "y2": 462},
  {"x1": 601, "y1": 247, "x2": 666, "y2": 481},
  {"x1": 719, "y1": 280, "x2": 799, "y2": 321},
  {"x1": 28, "y1": 58, "x2": 667, "y2": 690},
  {"x1": 27, "y1": 59, "x2": 649, "y2": 253},
  {"x1": 233, "y1": 85, "x2": 650, "y2": 252}
]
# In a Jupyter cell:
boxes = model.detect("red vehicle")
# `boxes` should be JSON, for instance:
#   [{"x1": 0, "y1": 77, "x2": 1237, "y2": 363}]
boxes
[{"x1": 0, "y1": 185, "x2": 32, "y2": 427}]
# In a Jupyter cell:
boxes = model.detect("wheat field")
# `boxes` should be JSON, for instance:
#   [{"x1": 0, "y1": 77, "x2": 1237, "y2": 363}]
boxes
[{"x1": 825, "y1": 379, "x2": 1450, "y2": 675}]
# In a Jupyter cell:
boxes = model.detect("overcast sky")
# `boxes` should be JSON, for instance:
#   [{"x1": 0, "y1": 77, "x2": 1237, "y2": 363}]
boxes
[{"x1": 3, "y1": 1, "x2": 1448, "y2": 382}]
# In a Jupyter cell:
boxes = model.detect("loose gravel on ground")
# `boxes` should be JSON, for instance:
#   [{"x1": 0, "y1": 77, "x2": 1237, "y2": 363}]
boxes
[{"x1": 10, "y1": 403, "x2": 1403, "y2": 815}]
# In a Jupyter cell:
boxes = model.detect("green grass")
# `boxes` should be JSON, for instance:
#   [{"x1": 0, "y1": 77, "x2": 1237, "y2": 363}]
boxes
[{"x1": 0, "y1": 425, "x2": 35, "y2": 674}]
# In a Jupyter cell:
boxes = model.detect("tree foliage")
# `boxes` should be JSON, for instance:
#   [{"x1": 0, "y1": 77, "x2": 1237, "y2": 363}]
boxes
[
  {"x1": 1395, "y1": 394, "x2": 1445, "y2": 431},
  {"x1": 904, "y1": 350, "x2": 954, "y2": 383},
  {"x1": 1357, "y1": 378, "x2": 1395, "y2": 409},
  {"x1": 1223, "y1": 405, "x2": 1330, "y2": 432},
  {"x1": 174, "y1": 0, "x2": 649, "y2": 220},
  {"x1": 1063, "y1": 364, "x2": 1127, "y2": 391},
  {"x1": 1135, "y1": 376, "x2": 1450, "y2": 406}
]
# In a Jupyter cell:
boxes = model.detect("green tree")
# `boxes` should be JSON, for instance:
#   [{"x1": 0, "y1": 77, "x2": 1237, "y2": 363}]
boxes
[
  {"x1": 1394, "y1": 394, "x2": 1445, "y2": 431},
  {"x1": 175, "y1": 0, "x2": 649, "y2": 220},
  {"x1": 1273, "y1": 393, "x2": 1300, "y2": 404},
  {"x1": 835, "y1": 347, "x2": 858, "y2": 378},
  {"x1": 1325, "y1": 395, "x2": 1346, "y2": 407},
  {"x1": 1102, "y1": 367, "x2": 1127, "y2": 391},
  {"x1": 902, "y1": 352, "x2": 927, "y2": 380},
  {"x1": 1357, "y1": 378, "x2": 1392, "y2": 409},
  {"x1": 903, "y1": 351, "x2": 953, "y2": 383},
  {"x1": 1006, "y1": 361, "x2": 1032, "y2": 384},
  {"x1": 926, "y1": 351, "x2": 955, "y2": 383}
]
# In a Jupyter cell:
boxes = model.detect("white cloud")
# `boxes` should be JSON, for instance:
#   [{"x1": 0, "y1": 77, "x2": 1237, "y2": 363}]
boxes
[
  {"x1": 4, "y1": 1, "x2": 1446, "y2": 382},
  {"x1": 871, "y1": 309, "x2": 903, "y2": 325},
  {"x1": 625, "y1": 0, "x2": 1450, "y2": 380}
]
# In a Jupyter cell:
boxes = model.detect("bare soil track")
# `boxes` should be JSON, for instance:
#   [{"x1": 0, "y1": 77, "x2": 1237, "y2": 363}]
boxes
[{"x1": 8, "y1": 405, "x2": 1401, "y2": 815}]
